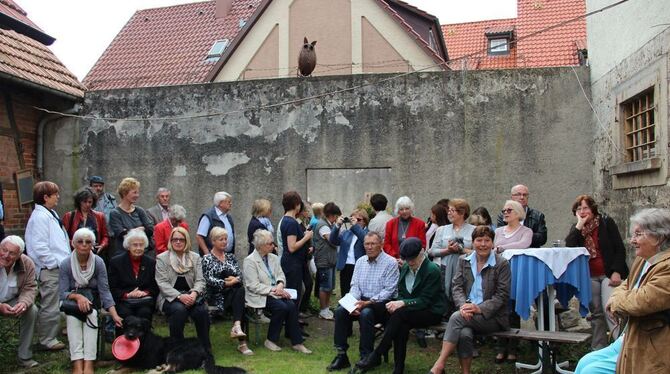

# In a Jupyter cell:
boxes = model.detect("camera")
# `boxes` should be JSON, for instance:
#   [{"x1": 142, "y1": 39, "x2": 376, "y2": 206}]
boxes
[{"x1": 342, "y1": 217, "x2": 351, "y2": 224}]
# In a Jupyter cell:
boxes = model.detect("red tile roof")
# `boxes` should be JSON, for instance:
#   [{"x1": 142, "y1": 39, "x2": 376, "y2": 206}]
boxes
[
  {"x1": 0, "y1": 0, "x2": 85, "y2": 98},
  {"x1": 442, "y1": 0, "x2": 586, "y2": 70},
  {"x1": 84, "y1": 0, "x2": 260, "y2": 90}
]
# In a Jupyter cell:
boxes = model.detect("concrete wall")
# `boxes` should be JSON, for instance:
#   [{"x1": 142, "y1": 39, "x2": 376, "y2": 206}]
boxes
[
  {"x1": 587, "y1": 0, "x2": 670, "y2": 81},
  {"x1": 44, "y1": 68, "x2": 593, "y2": 256},
  {"x1": 588, "y1": 9, "x2": 670, "y2": 261}
]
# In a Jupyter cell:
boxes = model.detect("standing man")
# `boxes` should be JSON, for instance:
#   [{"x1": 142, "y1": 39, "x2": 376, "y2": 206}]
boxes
[
  {"x1": 196, "y1": 191, "x2": 235, "y2": 255},
  {"x1": 328, "y1": 232, "x2": 399, "y2": 372},
  {"x1": 147, "y1": 187, "x2": 171, "y2": 225},
  {"x1": 496, "y1": 184, "x2": 547, "y2": 247},
  {"x1": 25, "y1": 181, "x2": 69, "y2": 351},
  {"x1": 368, "y1": 194, "x2": 392, "y2": 241},
  {"x1": 0, "y1": 236, "x2": 39, "y2": 368},
  {"x1": 90, "y1": 175, "x2": 116, "y2": 223}
]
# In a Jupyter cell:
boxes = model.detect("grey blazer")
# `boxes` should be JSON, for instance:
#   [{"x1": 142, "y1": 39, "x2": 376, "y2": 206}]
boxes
[
  {"x1": 452, "y1": 252, "x2": 511, "y2": 329},
  {"x1": 155, "y1": 251, "x2": 205, "y2": 310},
  {"x1": 147, "y1": 204, "x2": 165, "y2": 225},
  {"x1": 243, "y1": 250, "x2": 286, "y2": 308}
]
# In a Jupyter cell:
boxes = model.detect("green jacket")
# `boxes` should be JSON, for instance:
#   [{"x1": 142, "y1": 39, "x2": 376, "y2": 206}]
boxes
[{"x1": 398, "y1": 256, "x2": 445, "y2": 316}]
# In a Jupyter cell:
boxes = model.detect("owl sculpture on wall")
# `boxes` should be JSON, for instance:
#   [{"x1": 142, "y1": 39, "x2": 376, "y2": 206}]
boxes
[{"x1": 298, "y1": 37, "x2": 317, "y2": 77}]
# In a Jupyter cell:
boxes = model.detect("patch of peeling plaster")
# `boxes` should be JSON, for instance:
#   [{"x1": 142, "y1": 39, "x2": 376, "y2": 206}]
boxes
[
  {"x1": 174, "y1": 165, "x2": 187, "y2": 176},
  {"x1": 202, "y1": 152, "x2": 250, "y2": 176}
]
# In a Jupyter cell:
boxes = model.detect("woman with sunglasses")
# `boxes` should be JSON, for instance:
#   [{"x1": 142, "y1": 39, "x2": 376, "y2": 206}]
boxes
[
  {"x1": 565, "y1": 195, "x2": 628, "y2": 351},
  {"x1": 59, "y1": 227, "x2": 122, "y2": 374},
  {"x1": 493, "y1": 200, "x2": 532, "y2": 363},
  {"x1": 156, "y1": 227, "x2": 210, "y2": 352}
]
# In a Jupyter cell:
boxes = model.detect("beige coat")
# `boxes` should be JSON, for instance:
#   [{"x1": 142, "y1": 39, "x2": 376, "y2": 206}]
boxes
[
  {"x1": 155, "y1": 251, "x2": 205, "y2": 310},
  {"x1": 9, "y1": 254, "x2": 37, "y2": 308},
  {"x1": 243, "y1": 250, "x2": 286, "y2": 308},
  {"x1": 610, "y1": 250, "x2": 670, "y2": 374}
]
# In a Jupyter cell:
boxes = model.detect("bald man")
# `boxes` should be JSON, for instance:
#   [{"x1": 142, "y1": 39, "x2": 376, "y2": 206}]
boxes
[{"x1": 496, "y1": 185, "x2": 547, "y2": 247}]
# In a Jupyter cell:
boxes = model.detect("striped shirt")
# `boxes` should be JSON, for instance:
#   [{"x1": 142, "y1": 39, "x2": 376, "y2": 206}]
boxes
[{"x1": 349, "y1": 251, "x2": 399, "y2": 302}]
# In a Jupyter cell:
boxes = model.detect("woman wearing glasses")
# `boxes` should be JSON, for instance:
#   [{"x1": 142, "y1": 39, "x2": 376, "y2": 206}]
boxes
[
  {"x1": 59, "y1": 227, "x2": 122, "y2": 374},
  {"x1": 156, "y1": 227, "x2": 210, "y2": 352},
  {"x1": 493, "y1": 200, "x2": 532, "y2": 363},
  {"x1": 565, "y1": 195, "x2": 628, "y2": 351}
]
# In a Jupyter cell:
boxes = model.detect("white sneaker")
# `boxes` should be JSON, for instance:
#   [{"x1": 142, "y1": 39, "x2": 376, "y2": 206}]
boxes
[
  {"x1": 264, "y1": 339, "x2": 282, "y2": 352},
  {"x1": 319, "y1": 309, "x2": 334, "y2": 320}
]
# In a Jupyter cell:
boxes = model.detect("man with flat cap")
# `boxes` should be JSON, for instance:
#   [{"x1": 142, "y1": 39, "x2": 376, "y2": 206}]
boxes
[
  {"x1": 355, "y1": 237, "x2": 445, "y2": 374},
  {"x1": 89, "y1": 176, "x2": 116, "y2": 224}
]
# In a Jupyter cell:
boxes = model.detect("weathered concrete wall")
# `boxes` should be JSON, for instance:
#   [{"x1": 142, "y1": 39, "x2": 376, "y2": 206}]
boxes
[
  {"x1": 44, "y1": 68, "x2": 593, "y2": 255},
  {"x1": 590, "y1": 22, "x2": 670, "y2": 262}
]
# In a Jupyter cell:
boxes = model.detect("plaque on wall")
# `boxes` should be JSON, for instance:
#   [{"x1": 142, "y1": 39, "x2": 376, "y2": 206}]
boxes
[{"x1": 14, "y1": 169, "x2": 33, "y2": 205}]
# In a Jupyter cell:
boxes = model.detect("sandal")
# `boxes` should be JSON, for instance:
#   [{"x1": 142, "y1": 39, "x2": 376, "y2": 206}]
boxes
[
  {"x1": 230, "y1": 324, "x2": 247, "y2": 338},
  {"x1": 238, "y1": 343, "x2": 254, "y2": 356}
]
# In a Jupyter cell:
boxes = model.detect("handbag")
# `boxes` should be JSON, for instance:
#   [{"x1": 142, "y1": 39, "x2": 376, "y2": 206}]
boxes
[
  {"x1": 124, "y1": 295, "x2": 154, "y2": 308},
  {"x1": 60, "y1": 288, "x2": 98, "y2": 328}
]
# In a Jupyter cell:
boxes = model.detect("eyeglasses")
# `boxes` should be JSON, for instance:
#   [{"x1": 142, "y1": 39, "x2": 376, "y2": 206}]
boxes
[
  {"x1": 631, "y1": 231, "x2": 647, "y2": 239},
  {"x1": 501, "y1": 208, "x2": 514, "y2": 214},
  {"x1": 512, "y1": 193, "x2": 529, "y2": 198},
  {"x1": 76, "y1": 240, "x2": 93, "y2": 245},
  {"x1": 171, "y1": 238, "x2": 186, "y2": 243},
  {"x1": 447, "y1": 208, "x2": 460, "y2": 213}
]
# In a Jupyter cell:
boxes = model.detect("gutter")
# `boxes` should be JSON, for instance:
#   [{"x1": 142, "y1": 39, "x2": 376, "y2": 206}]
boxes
[
  {"x1": 37, "y1": 103, "x2": 81, "y2": 178},
  {"x1": 0, "y1": 71, "x2": 84, "y2": 101}
]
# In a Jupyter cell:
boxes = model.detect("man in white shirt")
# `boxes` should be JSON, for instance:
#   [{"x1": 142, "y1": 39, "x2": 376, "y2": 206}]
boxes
[
  {"x1": 0, "y1": 236, "x2": 39, "y2": 367},
  {"x1": 368, "y1": 194, "x2": 392, "y2": 241},
  {"x1": 196, "y1": 191, "x2": 235, "y2": 255},
  {"x1": 25, "y1": 181, "x2": 69, "y2": 351}
]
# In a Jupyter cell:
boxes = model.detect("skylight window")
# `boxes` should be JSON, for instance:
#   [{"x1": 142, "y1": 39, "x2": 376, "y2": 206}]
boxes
[{"x1": 206, "y1": 39, "x2": 230, "y2": 61}]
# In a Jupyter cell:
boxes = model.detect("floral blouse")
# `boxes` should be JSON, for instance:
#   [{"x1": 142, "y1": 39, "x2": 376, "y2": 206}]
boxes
[{"x1": 202, "y1": 253, "x2": 242, "y2": 311}]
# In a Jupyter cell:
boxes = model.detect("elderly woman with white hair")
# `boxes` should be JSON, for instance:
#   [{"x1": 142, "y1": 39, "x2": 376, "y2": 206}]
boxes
[
  {"x1": 383, "y1": 196, "x2": 426, "y2": 260},
  {"x1": 576, "y1": 208, "x2": 670, "y2": 374},
  {"x1": 244, "y1": 229, "x2": 311, "y2": 354},
  {"x1": 59, "y1": 227, "x2": 122, "y2": 374},
  {"x1": 154, "y1": 204, "x2": 190, "y2": 255},
  {"x1": 108, "y1": 228, "x2": 158, "y2": 325}
]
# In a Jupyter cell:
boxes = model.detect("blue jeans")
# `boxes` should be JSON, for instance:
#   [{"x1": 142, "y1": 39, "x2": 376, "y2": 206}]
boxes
[
  {"x1": 575, "y1": 335, "x2": 622, "y2": 374},
  {"x1": 333, "y1": 302, "x2": 388, "y2": 359},
  {"x1": 318, "y1": 267, "x2": 336, "y2": 292}
]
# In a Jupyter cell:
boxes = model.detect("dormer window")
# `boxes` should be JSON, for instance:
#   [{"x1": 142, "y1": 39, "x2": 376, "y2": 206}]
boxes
[
  {"x1": 485, "y1": 28, "x2": 514, "y2": 56},
  {"x1": 206, "y1": 39, "x2": 230, "y2": 61}
]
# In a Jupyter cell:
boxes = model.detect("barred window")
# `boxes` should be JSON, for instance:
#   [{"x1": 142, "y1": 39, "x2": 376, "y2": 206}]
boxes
[{"x1": 622, "y1": 88, "x2": 656, "y2": 162}]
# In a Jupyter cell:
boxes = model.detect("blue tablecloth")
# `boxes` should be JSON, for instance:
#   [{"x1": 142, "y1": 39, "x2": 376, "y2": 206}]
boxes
[{"x1": 510, "y1": 254, "x2": 592, "y2": 320}]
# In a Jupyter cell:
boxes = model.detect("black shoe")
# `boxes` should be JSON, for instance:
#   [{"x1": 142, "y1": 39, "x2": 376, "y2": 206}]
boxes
[
  {"x1": 328, "y1": 354, "x2": 351, "y2": 371},
  {"x1": 356, "y1": 351, "x2": 381, "y2": 371},
  {"x1": 416, "y1": 329, "x2": 427, "y2": 348},
  {"x1": 392, "y1": 364, "x2": 405, "y2": 374}
]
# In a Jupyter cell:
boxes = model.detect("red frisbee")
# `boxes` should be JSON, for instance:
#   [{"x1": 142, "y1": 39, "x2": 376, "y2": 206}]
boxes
[{"x1": 112, "y1": 335, "x2": 140, "y2": 360}]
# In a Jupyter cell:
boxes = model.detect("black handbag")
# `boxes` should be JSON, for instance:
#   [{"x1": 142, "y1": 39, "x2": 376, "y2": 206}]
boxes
[
  {"x1": 60, "y1": 288, "x2": 98, "y2": 328},
  {"x1": 124, "y1": 295, "x2": 154, "y2": 308}
]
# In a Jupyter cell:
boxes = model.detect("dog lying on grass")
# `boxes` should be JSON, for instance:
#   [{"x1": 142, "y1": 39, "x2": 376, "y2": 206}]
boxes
[{"x1": 111, "y1": 315, "x2": 247, "y2": 374}]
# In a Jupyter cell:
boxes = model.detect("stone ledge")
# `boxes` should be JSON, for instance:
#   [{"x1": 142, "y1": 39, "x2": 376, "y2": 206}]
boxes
[{"x1": 611, "y1": 157, "x2": 663, "y2": 176}]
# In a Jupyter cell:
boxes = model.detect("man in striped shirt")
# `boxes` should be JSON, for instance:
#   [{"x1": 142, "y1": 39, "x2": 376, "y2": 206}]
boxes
[{"x1": 327, "y1": 231, "x2": 399, "y2": 372}]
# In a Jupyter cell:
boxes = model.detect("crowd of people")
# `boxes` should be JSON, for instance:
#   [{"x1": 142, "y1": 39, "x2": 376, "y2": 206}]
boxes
[{"x1": 0, "y1": 176, "x2": 668, "y2": 374}]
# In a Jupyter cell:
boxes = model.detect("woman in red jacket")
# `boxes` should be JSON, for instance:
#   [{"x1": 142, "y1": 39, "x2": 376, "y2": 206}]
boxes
[
  {"x1": 63, "y1": 187, "x2": 109, "y2": 257},
  {"x1": 383, "y1": 196, "x2": 426, "y2": 261}
]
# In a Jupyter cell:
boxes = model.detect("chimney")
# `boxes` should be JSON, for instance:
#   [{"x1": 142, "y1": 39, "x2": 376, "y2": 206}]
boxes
[{"x1": 216, "y1": 0, "x2": 234, "y2": 19}]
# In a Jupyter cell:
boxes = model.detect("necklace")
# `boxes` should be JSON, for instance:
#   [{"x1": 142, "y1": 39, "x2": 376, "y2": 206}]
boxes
[{"x1": 399, "y1": 219, "x2": 410, "y2": 240}]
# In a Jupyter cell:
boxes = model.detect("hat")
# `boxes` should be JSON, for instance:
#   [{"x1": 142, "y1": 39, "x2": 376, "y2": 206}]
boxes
[
  {"x1": 112, "y1": 335, "x2": 140, "y2": 360},
  {"x1": 89, "y1": 176, "x2": 104, "y2": 184},
  {"x1": 399, "y1": 237, "x2": 422, "y2": 260}
]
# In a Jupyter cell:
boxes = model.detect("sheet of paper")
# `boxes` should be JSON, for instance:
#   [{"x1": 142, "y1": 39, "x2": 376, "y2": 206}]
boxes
[
  {"x1": 285, "y1": 288, "x2": 298, "y2": 300},
  {"x1": 338, "y1": 293, "x2": 359, "y2": 313}
]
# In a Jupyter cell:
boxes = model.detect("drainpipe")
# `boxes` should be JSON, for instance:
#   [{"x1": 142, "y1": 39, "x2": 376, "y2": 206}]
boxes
[{"x1": 37, "y1": 103, "x2": 81, "y2": 178}]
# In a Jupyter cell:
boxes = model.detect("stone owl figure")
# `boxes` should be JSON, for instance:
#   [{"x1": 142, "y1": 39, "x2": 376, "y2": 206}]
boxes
[{"x1": 298, "y1": 37, "x2": 317, "y2": 77}]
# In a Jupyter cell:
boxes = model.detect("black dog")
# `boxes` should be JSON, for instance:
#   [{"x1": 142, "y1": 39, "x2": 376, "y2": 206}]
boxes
[{"x1": 118, "y1": 315, "x2": 247, "y2": 374}]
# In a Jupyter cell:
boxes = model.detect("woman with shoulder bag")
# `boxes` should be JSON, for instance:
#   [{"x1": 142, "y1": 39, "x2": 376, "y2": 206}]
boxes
[{"x1": 59, "y1": 227, "x2": 122, "y2": 374}]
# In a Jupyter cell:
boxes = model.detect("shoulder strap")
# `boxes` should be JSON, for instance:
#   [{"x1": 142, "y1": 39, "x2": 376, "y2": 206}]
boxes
[{"x1": 68, "y1": 210, "x2": 77, "y2": 232}]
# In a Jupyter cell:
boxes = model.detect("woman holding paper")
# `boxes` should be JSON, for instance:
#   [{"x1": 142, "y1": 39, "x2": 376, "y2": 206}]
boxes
[{"x1": 243, "y1": 229, "x2": 311, "y2": 354}]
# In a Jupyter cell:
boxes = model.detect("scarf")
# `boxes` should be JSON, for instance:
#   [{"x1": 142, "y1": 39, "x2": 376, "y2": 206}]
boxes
[
  {"x1": 71, "y1": 251, "x2": 96, "y2": 288},
  {"x1": 581, "y1": 215, "x2": 600, "y2": 259},
  {"x1": 258, "y1": 217, "x2": 274, "y2": 234},
  {"x1": 169, "y1": 250, "x2": 193, "y2": 274}
]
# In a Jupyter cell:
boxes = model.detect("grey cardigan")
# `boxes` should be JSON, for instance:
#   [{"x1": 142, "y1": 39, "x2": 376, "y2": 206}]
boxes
[
  {"x1": 451, "y1": 252, "x2": 511, "y2": 329},
  {"x1": 155, "y1": 251, "x2": 205, "y2": 310},
  {"x1": 59, "y1": 255, "x2": 115, "y2": 310},
  {"x1": 243, "y1": 250, "x2": 286, "y2": 308}
]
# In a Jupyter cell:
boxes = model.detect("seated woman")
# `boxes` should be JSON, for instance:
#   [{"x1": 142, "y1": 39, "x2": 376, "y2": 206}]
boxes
[
  {"x1": 429, "y1": 226, "x2": 511, "y2": 374},
  {"x1": 356, "y1": 238, "x2": 445, "y2": 374},
  {"x1": 493, "y1": 200, "x2": 533, "y2": 362},
  {"x1": 63, "y1": 187, "x2": 109, "y2": 258},
  {"x1": 565, "y1": 195, "x2": 628, "y2": 351},
  {"x1": 154, "y1": 205, "x2": 189, "y2": 255},
  {"x1": 576, "y1": 208, "x2": 670, "y2": 374},
  {"x1": 59, "y1": 228, "x2": 122, "y2": 374},
  {"x1": 202, "y1": 227, "x2": 253, "y2": 355},
  {"x1": 108, "y1": 228, "x2": 158, "y2": 326},
  {"x1": 243, "y1": 229, "x2": 311, "y2": 354},
  {"x1": 156, "y1": 227, "x2": 210, "y2": 351}
]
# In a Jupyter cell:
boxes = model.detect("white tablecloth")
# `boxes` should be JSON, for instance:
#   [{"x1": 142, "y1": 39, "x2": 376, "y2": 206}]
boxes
[{"x1": 500, "y1": 247, "x2": 590, "y2": 278}]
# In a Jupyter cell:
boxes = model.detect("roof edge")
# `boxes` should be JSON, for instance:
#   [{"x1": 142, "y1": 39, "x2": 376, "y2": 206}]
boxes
[
  {"x1": 0, "y1": 12, "x2": 55, "y2": 45},
  {"x1": 0, "y1": 71, "x2": 84, "y2": 100}
]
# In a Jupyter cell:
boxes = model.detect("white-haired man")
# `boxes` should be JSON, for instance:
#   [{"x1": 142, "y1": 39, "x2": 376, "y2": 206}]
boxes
[
  {"x1": 0, "y1": 236, "x2": 39, "y2": 368},
  {"x1": 196, "y1": 192, "x2": 235, "y2": 255},
  {"x1": 147, "y1": 187, "x2": 171, "y2": 225},
  {"x1": 496, "y1": 184, "x2": 547, "y2": 247}
]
